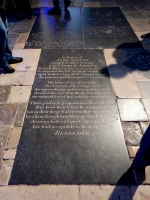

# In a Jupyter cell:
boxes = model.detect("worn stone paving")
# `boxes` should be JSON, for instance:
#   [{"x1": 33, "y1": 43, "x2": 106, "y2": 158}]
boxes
[{"x1": 0, "y1": 0, "x2": 150, "y2": 199}]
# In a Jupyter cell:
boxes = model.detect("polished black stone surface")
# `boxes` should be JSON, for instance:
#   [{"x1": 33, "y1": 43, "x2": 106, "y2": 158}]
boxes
[
  {"x1": 123, "y1": 50, "x2": 150, "y2": 78},
  {"x1": 25, "y1": 8, "x2": 83, "y2": 49},
  {"x1": 25, "y1": 7, "x2": 142, "y2": 49},
  {"x1": 82, "y1": 8, "x2": 143, "y2": 49},
  {"x1": 10, "y1": 49, "x2": 133, "y2": 185}
]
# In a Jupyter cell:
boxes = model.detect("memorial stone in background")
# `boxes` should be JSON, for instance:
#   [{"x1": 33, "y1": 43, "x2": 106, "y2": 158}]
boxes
[
  {"x1": 25, "y1": 8, "x2": 83, "y2": 49},
  {"x1": 82, "y1": 7, "x2": 143, "y2": 49},
  {"x1": 10, "y1": 49, "x2": 132, "y2": 185}
]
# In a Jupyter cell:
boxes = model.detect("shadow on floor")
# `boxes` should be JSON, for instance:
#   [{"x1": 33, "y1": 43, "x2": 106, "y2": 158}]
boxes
[{"x1": 100, "y1": 41, "x2": 150, "y2": 79}]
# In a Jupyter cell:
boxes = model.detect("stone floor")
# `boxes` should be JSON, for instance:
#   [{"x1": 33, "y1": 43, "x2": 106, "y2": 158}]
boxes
[{"x1": 0, "y1": 0, "x2": 150, "y2": 199}]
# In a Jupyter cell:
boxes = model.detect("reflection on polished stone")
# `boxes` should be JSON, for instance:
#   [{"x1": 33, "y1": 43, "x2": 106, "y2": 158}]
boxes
[
  {"x1": 25, "y1": 8, "x2": 83, "y2": 49},
  {"x1": 25, "y1": 7, "x2": 142, "y2": 49}
]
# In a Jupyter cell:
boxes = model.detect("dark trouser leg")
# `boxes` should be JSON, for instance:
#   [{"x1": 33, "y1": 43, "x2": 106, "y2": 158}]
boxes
[
  {"x1": 52, "y1": 0, "x2": 60, "y2": 8},
  {"x1": 0, "y1": 11, "x2": 13, "y2": 68},
  {"x1": 132, "y1": 125, "x2": 150, "y2": 169}
]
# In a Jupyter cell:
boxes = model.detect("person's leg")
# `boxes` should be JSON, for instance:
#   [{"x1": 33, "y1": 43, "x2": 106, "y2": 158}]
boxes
[
  {"x1": 0, "y1": 13, "x2": 15, "y2": 72},
  {"x1": 48, "y1": 0, "x2": 61, "y2": 15},
  {"x1": 1, "y1": 14, "x2": 14, "y2": 62},
  {"x1": 0, "y1": 18, "x2": 15, "y2": 73},
  {"x1": 14, "y1": 0, "x2": 33, "y2": 20},
  {"x1": 64, "y1": 0, "x2": 71, "y2": 9},
  {"x1": 0, "y1": 12, "x2": 23, "y2": 73},
  {"x1": 132, "y1": 125, "x2": 150, "y2": 170}
]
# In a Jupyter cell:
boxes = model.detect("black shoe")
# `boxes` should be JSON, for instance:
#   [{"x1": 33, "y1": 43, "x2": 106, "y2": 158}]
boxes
[
  {"x1": 1, "y1": 66, "x2": 15, "y2": 73},
  {"x1": 141, "y1": 33, "x2": 150, "y2": 39},
  {"x1": 64, "y1": 0, "x2": 71, "y2": 9},
  {"x1": 48, "y1": 7, "x2": 61, "y2": 15},
  {"x1": 8, "y1": 57, "x2": 23, "y2": 64}
]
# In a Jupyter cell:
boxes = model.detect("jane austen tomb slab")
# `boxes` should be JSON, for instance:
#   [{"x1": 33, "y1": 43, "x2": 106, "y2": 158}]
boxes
[{"x1": 10, "y1": 49, "x2": 132, "y2": 185}]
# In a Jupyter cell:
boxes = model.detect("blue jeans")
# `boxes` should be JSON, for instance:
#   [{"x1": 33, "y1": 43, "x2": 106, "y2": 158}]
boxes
[{"x1": 0, "y1": 10, "x2": 14, "y2": 68}]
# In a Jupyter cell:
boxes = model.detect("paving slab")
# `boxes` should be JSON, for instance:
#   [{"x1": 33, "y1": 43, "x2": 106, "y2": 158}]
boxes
[
  {"x1": 23, "y1": 71, "x2": 36, "y2": 85},
  {"x1": 14, "y1": 103, "x2": 28, "y2": 126},
  {"x1": 9, "y1": 86, "x2": 32, "y2": 103},
  {"x1": 104, "y1": 49, "x2": 126, "y2": 58},
  {"x1": 80, "y1": 185, "x2": 132, "y2": 200},
  {"x1": 107, "y1": 64, "x2": 141, "y2": 98},
  {"x1": 132, "y1": 71, "x2": 150, "y2": 81},
  {"x1": 120, "y1": 6, "x2": 139, "y2": 12},
  {"x1": 3, "y1": 149, "x2": 16, "y2": 160},
  {"x1": 12, "y1": 49, "x2": 41, "y2": 71},
  {"x1": 115, "y1": 0, "x2": 150, "y2": 7},
  {"x1": 99, "y1": 1, "x2": 116, "y2": 7},
  {"x1": 6, "y1": 127, "x2": 22, "y2": 149},
  {"x1": 0, "y1": 86, "x2": 12, "y2": 103},
  {"x1": 143, "y1": 166, "x2": 150, "y2": 184},
  {"x1": 0, "y1": 127, "x2": 11, "y2": 158},
  {"x1": 128, "y1": 19, "x2": 150, "y2": 32},
  {"x1": 13, "y1": 43, "x2": 25, "y2": 50},
  {"x1": 140, "y1": 122, "x2": 150, "y2": 134},
  {"x1": 0, "y1": 72, "x2": 26, "y2": 86},
  {"x1": 127, "y1": 146, "x2": 139, "y2": 158},
  {"x1": 123, "y1": 11, "x2": 146, "y2": 20},
  {"x1": 142, "y1": 99, "x2": 150, "y2": 120},
  {"x1": 137, "y1": 82, "x2": 150, "y2": 99},
  {"x1": 18, "y1": 33, "x2": 29, "y2": 43},
  {"x1": 135, "y1": 31, "x2": 148, "y2": 41},
  {"x1": 0, "y1": 104, "x2": 18, "y2": 126},
  {"x1": 83, "y1": 2, "x2": 100, "y2": 7},
  {"x1": 122, "y1": 122, "x2": 142, "y2": 146},
  {"x1": 117, "y1": 99, "x2": 148, "y2": 121},
  {"x1": 0, "y1": 160, "x2": 14, "y2": 186},
  {"x1": 74, "y1": 2, "x2": 83, "y2": 7},
  {"x1": 0, "y1": 185, "x2": 79, "y2": 200},
  {"x1": 105, "y1": 57, "x2": 126, "y2": 65},
  {"x1": 130, "y1": 185, "x2": 150, "y2": 200}
]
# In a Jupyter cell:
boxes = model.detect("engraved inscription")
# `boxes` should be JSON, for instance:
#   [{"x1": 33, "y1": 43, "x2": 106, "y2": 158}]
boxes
[{"x1": 26, "y1": 54, "x2": 118, "y2": 136}]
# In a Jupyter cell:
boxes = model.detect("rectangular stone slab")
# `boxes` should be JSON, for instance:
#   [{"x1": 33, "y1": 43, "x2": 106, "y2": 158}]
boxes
[
  {"x1": 82, "y1": 7, "x2": 143, "y2": 49},
  {"x1": 10, "y1": 49, "x2": 133, "y2": 185},
  {"x1": 25, "y1": 8, "x2": 83, "y2": 49}
]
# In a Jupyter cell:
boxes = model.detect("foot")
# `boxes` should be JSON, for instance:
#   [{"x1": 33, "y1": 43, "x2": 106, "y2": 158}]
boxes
[
  {"x1": 64, "y1": 0, "x2": 71, "y2": 9},
  {"x1": 48, "y1": 7, "x2": 61, "y2": 15},
  {"x1": 141, "y1": 33, "x2": 150, "y2": 39},
  {"x1": 1, "y1": 66, "x2": 15, "y2": 73},
  {"x1": 8, "y1": 57, "x2": 23, "y2": 64}
]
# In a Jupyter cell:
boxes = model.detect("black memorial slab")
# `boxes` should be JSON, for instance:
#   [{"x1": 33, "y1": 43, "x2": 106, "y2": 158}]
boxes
[
  {"x1": 25, "y1": 8, "x2": 83, "y2": 49},
  {"x1": 123, "y1": 50, "x2": 150, "y2": 78},
  {"x1": 10, "y1": 49, "x2": 133, "y2": 185},
  {"x1": 82, "y1": 7, "x2": 143, "y2": 49}
]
